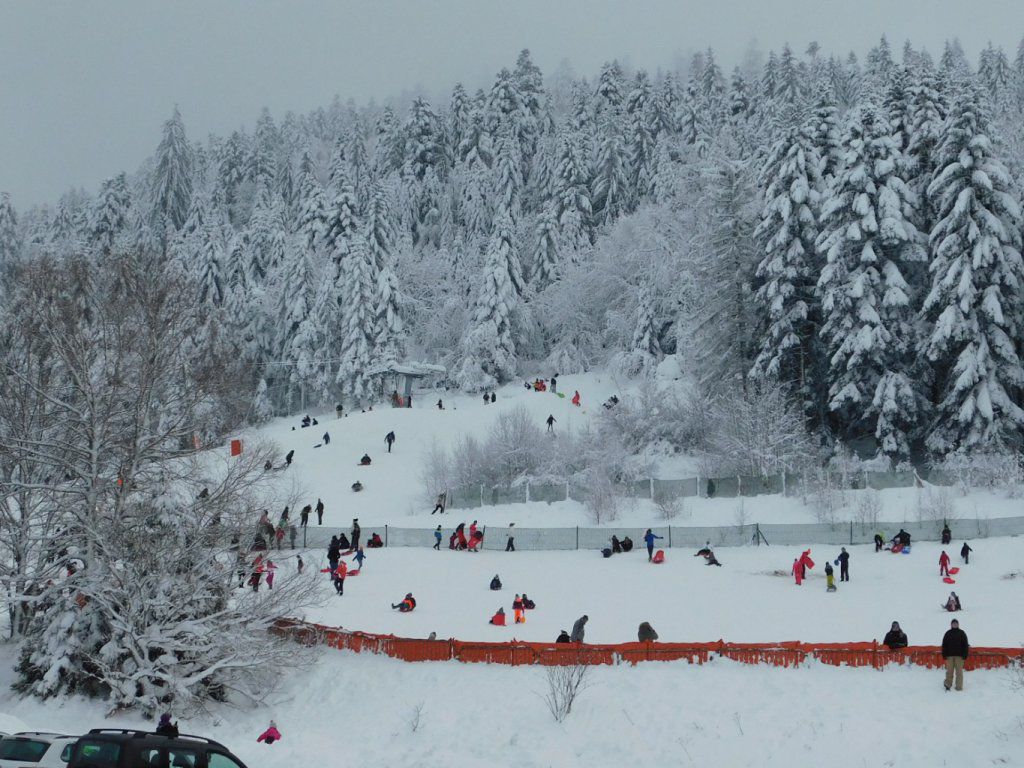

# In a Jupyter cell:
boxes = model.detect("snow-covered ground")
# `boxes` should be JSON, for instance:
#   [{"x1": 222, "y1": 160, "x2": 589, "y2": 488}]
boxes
[{"x1": 235, "y1": 373, "x2": 1023, "y2": 531}]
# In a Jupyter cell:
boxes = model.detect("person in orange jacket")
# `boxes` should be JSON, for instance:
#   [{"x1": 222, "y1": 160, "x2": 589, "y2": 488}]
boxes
[
  {"x1": 332, "y1": 560, "x2": 348, "y2": 595},
  {"x1": 939, "y1": 550, "x2": 951, "y2": 577},
  {"x1": 490, "y1": 607, "x2": 506, "y2": 626},
  {"x1": 392, "y1": 593, "x2": 416, "y2": 612},
  {"x1": 513, "y1": 594, "x2": 525, "y2": 624}
]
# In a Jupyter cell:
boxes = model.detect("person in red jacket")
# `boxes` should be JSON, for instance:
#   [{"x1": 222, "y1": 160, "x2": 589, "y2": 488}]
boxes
[
  {"x1": 792, "y1": 558, "x2": 803, "y2": 585},
  {"x1": 571, "y1": 390, "x2": 581, "y2": 406},
  {"x1": 332, "y1": 560, "x2": 348, "y2": 595},
  {"x1": 490, "y1": 607, "x2": 506, "y2": 626},
  {"x1": 257, "y1": 721, "x2": 281, "y2": 744},
  {"x1": 939, "y1": 550, "x2": 951, "y2": 577}
]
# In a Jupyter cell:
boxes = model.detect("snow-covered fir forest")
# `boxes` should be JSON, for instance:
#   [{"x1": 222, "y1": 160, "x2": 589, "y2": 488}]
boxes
[{"x1": 3, "y1": 36, "x2": 1024, "y2": 468}]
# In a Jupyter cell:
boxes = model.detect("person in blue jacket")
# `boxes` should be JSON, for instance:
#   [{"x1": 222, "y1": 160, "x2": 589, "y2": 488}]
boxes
[
  {"x1": 433, "y1": 525, "x2": 443, "y2": 550},
  {"x1": 643, "y1": 529, "x2": 663, "y2": 562}
]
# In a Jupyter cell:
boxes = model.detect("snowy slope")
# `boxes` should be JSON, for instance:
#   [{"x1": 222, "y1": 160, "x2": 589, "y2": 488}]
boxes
[{"x1": 234, "y1": 372, "x2": 1024, "y2": 531}]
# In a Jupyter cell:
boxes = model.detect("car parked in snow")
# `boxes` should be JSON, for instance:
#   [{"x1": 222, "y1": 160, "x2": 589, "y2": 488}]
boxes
[
  {"x1": 66, "y1": 730, "x2": 249, "y2": 768},
  {"x1": 0, "y1": 732, "x2": 77, "y2": 767}
]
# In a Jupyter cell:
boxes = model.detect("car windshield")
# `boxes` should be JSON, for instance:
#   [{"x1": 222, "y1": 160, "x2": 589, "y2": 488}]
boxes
[
  {"x1": 71, "y1": 740, "x2": 122, "y2": 767},
  {"x1": 0, "y1": 738, "x2": 49, "y2": 762}
]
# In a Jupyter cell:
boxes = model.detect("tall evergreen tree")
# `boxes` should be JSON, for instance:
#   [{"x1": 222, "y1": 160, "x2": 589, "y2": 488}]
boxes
[
  {"x1": 922, "y1": 89, "x2": 1024, "y2": 452},
  {"x1": 816, "y1": 104, "x2": 926, "y2": 458},
  {"x1": 150, "y1": 106, "x2": 193, "y2": 233},
  {"x1": 90, "y1": 174, "x2": 132, "y2": 257}
]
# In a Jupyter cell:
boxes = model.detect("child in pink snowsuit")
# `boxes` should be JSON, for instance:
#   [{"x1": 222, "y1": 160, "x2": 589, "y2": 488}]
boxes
[
  {"x1": 792, "y1": 558, "x2": 803, "y2": 585},
  {"x1": 265, "y1": 560, "x2": 277, "y2": 589},
  {"x1": 257, "y1": 721, "x2": 281, "y2": 744}
]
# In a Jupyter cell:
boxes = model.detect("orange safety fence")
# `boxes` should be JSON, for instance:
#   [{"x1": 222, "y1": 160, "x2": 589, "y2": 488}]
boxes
[{"x1": 271, "y1": 620, "x2": 1024, "y2": 671}]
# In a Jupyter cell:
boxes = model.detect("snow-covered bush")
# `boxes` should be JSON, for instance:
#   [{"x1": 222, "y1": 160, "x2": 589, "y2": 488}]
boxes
[
  {"x1": 933, "y1": 449, "x2": 1024, "y2": 498},
  {"x1": 916, "y1": 486, "x2": 956, "y2": 523},
  {"x1": 702, "y1": 380, "x2": 817, "y2": 477},
  {"x1": 853, "y1": 489, "x2": 883, "y2": 527},
  {"x1": 598, "y1": 376, "x2": 705, "y2": 454}
]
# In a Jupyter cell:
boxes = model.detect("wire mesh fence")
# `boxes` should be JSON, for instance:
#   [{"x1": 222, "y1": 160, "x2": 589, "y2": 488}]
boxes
[
  {"x1": 441, "y1": 469, "x2": 955, "y2": 510},
  {"x1": 293, "y1": 515, "x2": 1024, "y2": 552}
]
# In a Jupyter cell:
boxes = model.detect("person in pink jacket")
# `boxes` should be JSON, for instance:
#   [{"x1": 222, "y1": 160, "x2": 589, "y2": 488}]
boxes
[
  {"x1": 792, "y1": 558, "x2": 803, "y2": 585},
  {"x1": 264, "y1": 560, "x2": 277, "y2": 589},
  {"x1": 257, "y1": 721, "x2": 281, "y2": 744}
]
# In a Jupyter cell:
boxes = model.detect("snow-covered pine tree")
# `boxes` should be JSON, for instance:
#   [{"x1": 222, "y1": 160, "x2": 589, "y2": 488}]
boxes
[
  {"x1": 530, "y1": 201, "x2": 561, "y2": 290},
  {"x1": 618, "y1": 284, "x2": 662, "y2": 376},
  {"x1": 922, "y1": 88, "x2": 1024, "y2": 453},
  {"x1": 336, "y1": 232, "x2": 377, "y2": 405},
  {"x1": 626, "y1": 71, "x2": 659, "y2": 208},
  {"x1": 0, "y1": 192, "x2": 21, "y2": 274},
  {"x1": 816, "y1": 104, "x2": 926, "y2": 459},
  {"x1": 905, "y1": 68, "x2": 947, "y2": 233},
  {"x1": 591, "y1": 106, "x2": 629, "y2": 225},
  {"x1": 150, "y1": 106, "x2": 193, "y2": 233},
  {"x1": 248, "y1": 107, "x2": 279, "y2": 187},
  {"x1": 554, "y1": 131, "x2": 593, "y2": 241},
  {"x1": 751, "y1": 119, "x2": 825, "y2": 423},
  {"x1": 295, "y1": 153, "x2": 329, "y2": 251},
  {"x1": 458, "y1": 210, "x2": 523, "y2": 389},
  {"x1": 365, "y1": 183, "x2": 405, "y2": 367},
  {"x1": 492, "y1": 125, "x2": 524, "y2": 221},
  {"x1": 90, "y1": 173, "x2": 132, "y2": 258}
]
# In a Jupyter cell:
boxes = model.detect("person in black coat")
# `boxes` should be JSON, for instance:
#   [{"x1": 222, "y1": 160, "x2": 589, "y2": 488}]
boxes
[
  {"x1": 611, "y1": 535, "x2": 622, "y2": 554},
  {"x1": 555, "y1": 630, "x2": 571, "y2": 643},
  {"x1": 883, "y1": 621, "x2": 908, "y2": 649},
  {"x1": 285, "y1": 449, "x2": 295, "y2": 467},
  {"x1": 941, "y1": 619, "x2": 969, "y2": 691},
  {"x1": 960, "y1": 542, "x2": 972, "y2": 564},
  {"x1": 637, "y1": 622, "x2": 658, "y2": 642},
  {"x1": 941, "y1": 524, "x2": 952, "y2": 545},
  {"x1": 385, "y1": 431, "x2": 396, "y2": 453},
  {"x1": 490, "y1": 574, "x2": 502, "y2": 590},
  {"x1": 874, "y1": 533, "x2": 884, "y2": 552},
  {"x1": 836, "y1": 547, "x2": 850, "y2": 582}
]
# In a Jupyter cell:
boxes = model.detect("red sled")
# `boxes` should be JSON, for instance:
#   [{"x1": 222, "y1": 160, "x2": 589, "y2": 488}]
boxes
[
  {"x1": 943, "y1": 576, "x2": 956, "y2": 584},
  {"x1": 347, "y1": 568, "x2": 361, "y2": 576},
  {"x1": 652, "y1": 549, "x2": 665, "y2": 564},
  {"x1": 948, "y1": 567, "x2": 960, "y2": 575}
]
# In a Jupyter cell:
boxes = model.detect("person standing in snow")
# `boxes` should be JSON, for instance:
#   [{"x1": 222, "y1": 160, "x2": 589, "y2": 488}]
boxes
[
  {"x1": 469, "y1": 520, "x2": 479, "y2": 539},
  {"x1": 941, "y1": 619, "x2": 969, "y2": 691},
  {"x1": 285, "y1": 450, "x2": 294, "y2": 467},
  {"x1": 351, "y1": 518, "x2": 361, "y2": 550},
  {"x1": 792, "y1": 558, "x2": 803, "y2": 586},
  {"x1": 434, "y1": 525, "x2": 443, "y2": 550},
  {"x1": 874, "y1": 532, "x2": 884, "y2": 552},
  {"x1": 939, "y1": 550, "x2": 951, "y2": 577},
  {"x1": 941, "y1": 523, "x2": 952, "y2": 545},
  {"x1": 637, "y1": 622, "x2": 658, "y2": 642},
  {"x1": 155, "y1": 713, "x2": 179, "y2": 737},
  {"x1": 505, "y1": 523, "x2": 515, "y2": 552},
  {"x1": 299, "y1": 504, "x2": 310, "y2": 528},
  {"x1": 570, "y1": 615, "x2": 588, "y2": 643},
  {"x1": 327, "y1": 537, "x2": 340, "y2": 572},
  {"x1": 546, "y1": 414, "x2": 556, "y2": 433},
  {"x1": 550, "y1": 376, "x2": 557, "y2": 393},
  {"x1": 352, "y1": 546, "x2": 366, "y2": 570},
  {"x1": 836, "y1": 547, "x2": 850, "y2": 582},
  {"x1": 490, "y1": 392, "x2": 496, "y2": 403},
  {"x1": 824, "y1": 561, "x2": 836, "y2": 591},
  {"x1": 483, "y1": 392, "x2": 490, "y2": 405},
  {"x1": 513, "y1": 594, "x2": 526, "y2": 624},
  {"x1": 643, "y1": 529, "x2": 662, "y2": 562},
  {"x1": 316, "y1": 498, "x2": 324, "y2": 525},
  {"x1": 332, "y1": 560, "x2": 348, "y2": 595},
  {"x1": 385, "y1": 431, "x2": 396, "y2": 453},
  {"x1": 960, "y1": 542, "x2": 972, "y2": 564},
  {"x1": 883, "y1": 621, "x2": 908, "y2": 649}
]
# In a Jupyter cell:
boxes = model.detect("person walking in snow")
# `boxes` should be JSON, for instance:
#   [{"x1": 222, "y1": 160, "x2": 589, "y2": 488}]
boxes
[
  {"x1": 285, "y1": 449, "x2": 294, "y2": 467},
  {"x1": 351, "y1": 519, "x2": 361, "y2": 550},
  {"x1": 941, "y1": 619, "x2": 969, "y2": 691},
  {"x1": 644, "y1": 529, "x2": 662, "y2": 562},
  {"x1": 550, "y1": 376, "x2": 557, "y2": 393},
  {"x1": 316, "y1": 498, "x2": 324, "y2": 525},
  {"x1": 960, "y1": 542, "x2": 972, "y2": 564},
  {"x1": 257, "y1": 721, "x2": 281, "y2": 744},
  {"x1": 432, "y1": 492, "x2": 446, "y2": 515},
  {"x1": 353, "y1": 546, "x2": 366, "y2": 570},
  {"x1": 505, "y1": 523, "x2": 515, "y2": 552},
  {"x1": 939, "y1": 550, "x2": 951, "y2": 577},
  {"x1": 546, "y1": 414, "x2": 556, "y2": 433},
  {"x1": 571, "y1": 390, "x2": 581, "y2": 407},
  {"x1": 264, "y1": 559, "x2": 277, "y2": 589},
  {"x1": 437, "y1": 398, "x2": 444, "y2": 410},
  {"x1": 434, "y1": 525, "x2": 443, "y2": 550},
  {"x1": 483, "y1": 392, "x2": 490, "y2": 405},
  {"x1": 570, "y1": 615, "x2": 588, "y2": 643},
  {"x1": 490, "y1": 392, "x2": 496, "y2": 403},
  {"x1": 332, "y1": 560, "x2": 348, "y2": 595},
  {"x1": 297, "y1": 555, "x2": 304, "y2": 574},
  {"x1": 299, "y1": 504, "x2": 310, "y2": 527},
  {"x1": 323, "y1": 431, "x2": 330, "y2": 445},
  {"x1": 385, "y1": 431, "x2": 396, "y2": 453},
  {"x1": 836, "y1": 547, "x2": 850, "y2": 582}
]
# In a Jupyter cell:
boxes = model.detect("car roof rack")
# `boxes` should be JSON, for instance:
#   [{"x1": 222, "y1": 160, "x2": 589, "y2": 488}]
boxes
[
  {"x1": 12, "y1": 732, "x2": 72, "y2": 738},
  {"x1": 85, "y1": 728, "x2": 227, "y2": 749}
]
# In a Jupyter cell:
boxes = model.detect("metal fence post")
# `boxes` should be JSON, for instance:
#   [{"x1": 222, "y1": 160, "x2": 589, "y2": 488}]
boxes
[
  {"x1": 576, "y1": 526, "x2": 579, "y2": 550},
  {"x1": 385, "y1": 525, "x2": 389, "y2": 547},
  {"x1": 781, "y1": 472, "x2": 787, "y2": 497},
  {"x1": 668, "y1": 526, "x2": 672, "y2": 548},
  {"x1": 849, "y1": 521, "x2": 853, "y2": 545}
]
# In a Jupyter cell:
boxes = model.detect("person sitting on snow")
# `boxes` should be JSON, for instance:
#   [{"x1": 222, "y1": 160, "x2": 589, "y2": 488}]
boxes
[
  {"x1": 706, "y1": 550, "x2": 722, "y2": 567},
  {"x1": 522, "y1": 594, "x2": 536, "y2": 609},
  {"x1": 638, "y1": 621, "x2": 659, "y2": 642},
  {"x1": 695, "y1": 541, "x2": 712, "y2": 558},
  {"x1": 943, "y1": 592, "x2": 962, "y2": 612},
  {"x1": 351, "y1": 481, "x2": 363, "y2": 492},
  {"x1": 257, "y1": 721, "x2": 281, "y2": 744},
  {"x1": 883, "y1": 621, "x2": 908, "y2": 649},
  {"x1": 621, "y1": 536, "x2": 633, "y2": 552},
  {"x1": 359, "y1": 454, "x2": 372, "y2": 466},
  {"x1": 490, "y1": 607, "x2": 506, "y2": 626},
  {"x1": 367, "y1": 532, "x2": 383, "y2": 548},
  {"x1": 490, "y1": 574, "x2": 502, "y2": 590},
  {"x1": 392, "y1": 593, "x2": 417, "y2": 612},
  {"x1": 301, "y1": 414, "x2": 311, "y2": 428}
]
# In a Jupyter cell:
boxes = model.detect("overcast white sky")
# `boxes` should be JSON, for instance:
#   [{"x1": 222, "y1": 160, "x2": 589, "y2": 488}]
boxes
[{"x1": 1, "y1": 0, "x2": 1020, "y2": 208}]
